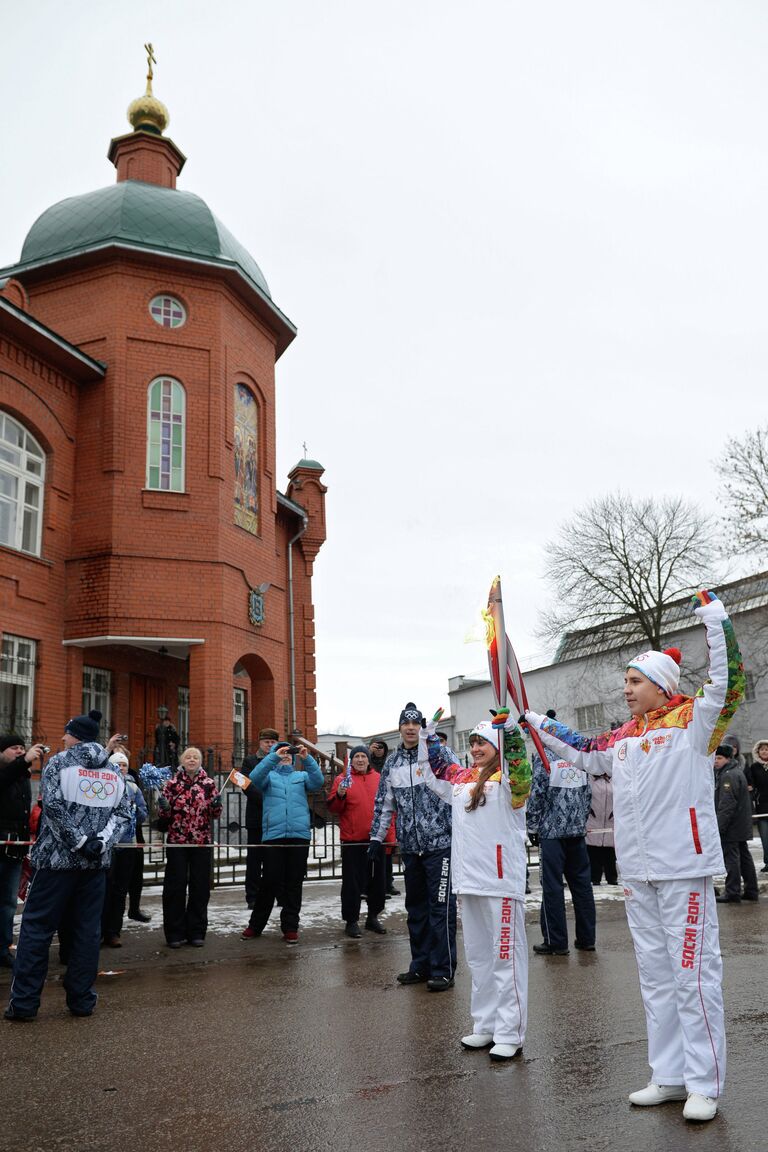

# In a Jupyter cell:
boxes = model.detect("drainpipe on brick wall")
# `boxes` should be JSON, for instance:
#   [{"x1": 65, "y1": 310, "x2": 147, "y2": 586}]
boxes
[{"x1": 287, "y1": 514, "x2": 309, "y2": 733}]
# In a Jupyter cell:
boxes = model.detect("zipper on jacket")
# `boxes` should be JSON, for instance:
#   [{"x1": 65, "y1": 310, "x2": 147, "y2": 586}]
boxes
[{"x1": 408, "y1": 750, "x2": 422, "y2": 855}]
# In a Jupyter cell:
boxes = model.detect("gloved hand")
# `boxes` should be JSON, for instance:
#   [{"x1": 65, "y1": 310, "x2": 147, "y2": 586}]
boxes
[
  {"x1": 81, "y1": 836, "x2": 105, "y2": 862},
  {"x1": 491, "y1": 707, "x2": 511, "y2": 729},
  {"x1": 528, "y1": 832, "x2": 539, "y2": 848},
  {"x1": 157, "y1": 795, "x2": 170, "y2": 811},
  {"x1": 422, "y1": 707, "x2": 444, "y2": 739},
  {"x1": 367, "y1": 840, "x2": 384, "y2": 862}
]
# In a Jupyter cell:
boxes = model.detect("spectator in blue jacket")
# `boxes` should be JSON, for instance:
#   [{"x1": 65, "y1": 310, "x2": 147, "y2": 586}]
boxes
[
  {"x1": 526, "y1": 711, "x2": 595, "y2": 957},
  {"x1": 242, "y1": 742, "x2": 323, "y2": 944}
]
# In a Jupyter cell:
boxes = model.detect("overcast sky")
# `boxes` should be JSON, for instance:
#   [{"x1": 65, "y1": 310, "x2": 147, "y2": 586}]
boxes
[{"x1": 3, "y1": 2, "x2": 765, "y2": 734}]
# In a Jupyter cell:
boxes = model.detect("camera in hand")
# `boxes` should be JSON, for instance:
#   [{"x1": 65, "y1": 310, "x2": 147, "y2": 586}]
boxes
[{"x1": 41, "y1": 745, "x2": 51, "y2": 754}]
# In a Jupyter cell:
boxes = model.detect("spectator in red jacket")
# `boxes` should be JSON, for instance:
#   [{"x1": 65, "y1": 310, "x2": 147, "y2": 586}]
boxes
[{"x1": 327, "y1": 745, "x2": 393, "y2": 938}]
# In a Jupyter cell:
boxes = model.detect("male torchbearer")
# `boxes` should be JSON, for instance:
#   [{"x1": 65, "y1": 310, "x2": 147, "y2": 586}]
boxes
[{"x1": 524, "y1": 590, "x2": 745, "y2": 1123}]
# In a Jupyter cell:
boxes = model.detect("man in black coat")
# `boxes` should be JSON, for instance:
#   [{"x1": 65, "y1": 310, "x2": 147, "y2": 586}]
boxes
[
  {"x1": 241, "y1": 728, "x2": 278, "y2": 908},
  {"x1": 714, "y1": 745, "x2": 759, "y2": 903},
  {"x1": 0, "y1": 735, "x2": 45, "y2": 967}
]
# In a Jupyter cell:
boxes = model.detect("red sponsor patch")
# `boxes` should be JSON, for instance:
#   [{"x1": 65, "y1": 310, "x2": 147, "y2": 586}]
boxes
[
  {"x1": 689, "y1": 808, "x2": 702, "y2": 854},
  {"x1": 496, "y1": 844, "x2": 503, "y2": 879}
]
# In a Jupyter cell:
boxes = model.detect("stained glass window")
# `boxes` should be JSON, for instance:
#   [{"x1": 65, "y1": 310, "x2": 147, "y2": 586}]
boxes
[
  {"x1": 147, "y1": 378, "x2": 185, "y2": 491},
  {"x1": 149, "y1": 295, "x2": 186, "y2": 329},
  {"x1": 234, "y1": 385, "x2": 259, "y2": 535}
]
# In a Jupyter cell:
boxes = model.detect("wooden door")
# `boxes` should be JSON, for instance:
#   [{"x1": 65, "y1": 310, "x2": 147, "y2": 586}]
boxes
[{"x1": 129, "y1": 674, "x2": 165, "y2": 762}]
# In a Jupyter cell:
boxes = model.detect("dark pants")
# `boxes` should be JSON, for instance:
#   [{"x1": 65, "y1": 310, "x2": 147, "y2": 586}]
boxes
[
  {"x1": 540, "y1": 836, "x2": 596, "y2": 950},
  {"x1": 340, "y1": 843, "x2": 385, "y2": 923},
  {"x1": 402, "y1": 849, "x2": 457, "y2": 980},
  {"x1": 128, "y1": 832, "x2": 145, "y2": 915},
  {"x1": 0, "y1": 855, "x2": 22, "y2": 962},
  {"x1": 162, "y1": 846, "x2": 213, "y2": 944},
  {"x1": 244, "y1": 833, "x2": 265, "y2": 905},
  {"x1": 722, "y1": 840, "x2": 759, "y2": 899},
  {"x1": 249, "y1": 839, "x2": 309, "y2": 934},
  {"x1": 587, "y1": 844, "x2": 618, "y2": 885},
  {"x1": 9, "y1": 867, "x2": 107, "y2": 1016},
  {"x1": 102, "y1": 847, "x2": 137, "y2": 938}
]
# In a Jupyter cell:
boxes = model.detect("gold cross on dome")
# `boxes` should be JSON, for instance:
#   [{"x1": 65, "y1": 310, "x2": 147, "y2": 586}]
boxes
[
  {"x1": 145, "y1": 42, "x2": 156, "y2": 81},
  {"x1": 302, "y1": 441, "x2": 308, "y2": 457}
]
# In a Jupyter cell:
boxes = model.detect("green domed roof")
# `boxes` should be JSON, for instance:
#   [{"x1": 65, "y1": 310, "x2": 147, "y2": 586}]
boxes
[{"x1": 16, "y1": 180, "x2": 271, "y2": 297}]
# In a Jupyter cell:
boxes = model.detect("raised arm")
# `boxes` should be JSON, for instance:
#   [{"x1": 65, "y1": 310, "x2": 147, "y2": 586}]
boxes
[
  {"x1": 421, "y1": 736, "x2": 455, "y2": 802},
  {"x1": 524, "y1": 712, "x2": 615, "y2": 777},
  {"x1": 503, "y1": 724, "x2": 531, "y2": 809},
  {"x1": 689, "y1": 591, "x2": 746, "y2": 756}
]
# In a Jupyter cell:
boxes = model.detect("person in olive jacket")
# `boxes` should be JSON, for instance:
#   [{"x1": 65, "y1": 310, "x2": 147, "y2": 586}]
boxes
[
  {"x1": 242, "y1": 742, "x2": 323, "y2": 944},
  {"x1": 714, "y1": 745, "x2": 759, "y2": 903}
]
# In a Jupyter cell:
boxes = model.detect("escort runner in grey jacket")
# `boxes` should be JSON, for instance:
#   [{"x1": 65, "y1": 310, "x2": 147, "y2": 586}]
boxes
[
  {"x1": 370, "y1": 742, "x2": 452, "y2": 853},
  {"x1": 32, "y1": 741, "x2": 132, "y2": 870}
]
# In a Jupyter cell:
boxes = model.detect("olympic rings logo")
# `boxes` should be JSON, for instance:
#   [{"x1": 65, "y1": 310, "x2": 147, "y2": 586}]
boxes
[
  {"x1": 79, "y1": 778, "x2": 116, "y2": 799},
  {"x1": 556, "y1": 767, "x2": 582, "y2": 782}
]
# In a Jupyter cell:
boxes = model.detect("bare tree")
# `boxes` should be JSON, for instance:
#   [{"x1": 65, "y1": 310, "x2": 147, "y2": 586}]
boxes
[
  {"x1": 714, "y1": 424, "x2": 768, "y2": 558},
  {"x1": 539, "y1": 493, "x2": 721, "y2": 651}
]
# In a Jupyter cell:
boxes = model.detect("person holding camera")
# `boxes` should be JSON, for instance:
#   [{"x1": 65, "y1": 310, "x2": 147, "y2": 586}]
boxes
[
  {"x1": 241, "y1": 741, "x2": 323, "y2": 944},
  {"x1": 5, "y1": 711, "x2": 130, "y2": 1021},
  {"x1": 0, "y1": 735, "x2": 45, "y2": 968}
]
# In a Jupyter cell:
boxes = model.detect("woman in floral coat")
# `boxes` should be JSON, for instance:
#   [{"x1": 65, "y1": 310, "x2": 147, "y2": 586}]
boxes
[{"x1": 158, "y1": 747, "x2": 221, "y2": 948}]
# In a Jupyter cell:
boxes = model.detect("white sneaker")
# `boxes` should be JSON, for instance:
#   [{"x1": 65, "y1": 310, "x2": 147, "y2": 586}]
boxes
[
  {"x1": 628, "y1": 1082, "x2": 687, "y2": 1106},
  {"x1": 489, "y1": 1043, "x2": 522, "y2": 1061},
  {"x1": 683, "y1": 1093, "x2": 717, "y2": 1122},
  {"x1": 460, "y1": 1033, "x2": 493, "y2": 1049}
]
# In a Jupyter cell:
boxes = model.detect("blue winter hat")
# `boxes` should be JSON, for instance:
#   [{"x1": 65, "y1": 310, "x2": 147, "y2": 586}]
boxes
[
  {"x1": 65, "y1": 710, "x2": 102, "y2": 742},
  {"x1": 349, "y1": 745, "x2": 370, "y2": 760},
  {"x1": 398, "y1": 702, "x2": 423, "y2": 726}
]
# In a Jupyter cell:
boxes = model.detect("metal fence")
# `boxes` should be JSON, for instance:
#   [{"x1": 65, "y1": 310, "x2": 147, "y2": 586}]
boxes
[{"x1": 138, "y1": 757, "x2": 403, "y2": 888}]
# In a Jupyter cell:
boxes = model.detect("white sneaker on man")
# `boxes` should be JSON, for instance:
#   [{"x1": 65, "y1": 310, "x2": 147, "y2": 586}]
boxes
[
  {"x1": 460, "y1": 1033, "x2": 493, "y2": 1049},
  {"x1": 683, "y1": 1093, "x2": 718, "y2": 1122},
  {"x1": 628, "y1": 1082, "x2": 687, "y2": 1106},
  {"x1": 489, "y1": 1043, "x2": 522, "y2": 1061}
]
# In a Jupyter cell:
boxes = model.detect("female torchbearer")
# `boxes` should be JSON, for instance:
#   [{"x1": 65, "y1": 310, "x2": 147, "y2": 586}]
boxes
[{"x1": 523, "y1": 590, "x2": 745, "y2": 1122}]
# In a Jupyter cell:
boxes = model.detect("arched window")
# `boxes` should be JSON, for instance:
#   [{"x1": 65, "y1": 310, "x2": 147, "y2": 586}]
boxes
[
  {"x1": 233, "y1": 384, "x2": 259, "y2": 535},
  {"x1": 146, "y1": 377, "x2": 185, "y2": 491},
  {"x1": 0, "y1": 412, "x2": 45, "y2": 556}
]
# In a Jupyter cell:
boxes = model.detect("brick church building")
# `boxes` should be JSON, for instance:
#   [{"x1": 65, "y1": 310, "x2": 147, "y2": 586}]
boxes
[{"x1": 0, "y1": 65, "x2": 327, "y2": 762}]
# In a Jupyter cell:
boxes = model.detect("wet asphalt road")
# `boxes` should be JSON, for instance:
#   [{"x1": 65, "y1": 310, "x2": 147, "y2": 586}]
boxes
[{"x1": 2, "y1": 881, "x2": 767, "y2": 1152}]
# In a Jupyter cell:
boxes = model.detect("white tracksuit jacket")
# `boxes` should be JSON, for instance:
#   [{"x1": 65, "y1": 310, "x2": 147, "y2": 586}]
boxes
[{"x1": 525, "y1": 596, "x2": 745, "y2": 882}]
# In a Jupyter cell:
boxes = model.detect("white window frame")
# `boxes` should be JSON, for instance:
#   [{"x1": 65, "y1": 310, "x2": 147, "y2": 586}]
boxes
[
  {"x1": 0, "y1": 412, "x2": 45, "y2": 556},
  {"x1": 82, "y1": 666, "x2": 111, "y2": 743},
  {"x1": 177, "y1": 686, "x2": 190, "y2": 748},
  {"x1": 0, "y1": 633, "x2": 37, "y2": 740},
  {"x1": 149, "y1": 294, "x2": 186, "y2": 329},
  {"x1": 233, "y1": 687, "x2": 247, "y2": 761},
  {"x1": 576, "y1": 703, "x2": 606, "y2": 732}
]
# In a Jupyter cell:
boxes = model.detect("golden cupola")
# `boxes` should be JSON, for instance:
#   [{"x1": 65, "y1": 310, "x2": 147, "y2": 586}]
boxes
[{"x1": 127, "y1": 42, "x2": 169, "y2": 135}]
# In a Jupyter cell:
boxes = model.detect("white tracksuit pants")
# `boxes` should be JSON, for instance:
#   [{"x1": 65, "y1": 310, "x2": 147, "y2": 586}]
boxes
[
  {"x1": 460, "y1": 894, "x2": 528, "y2": 1047},
  {"x1": 623, "y1": 876, "x2": 724, "y2": 1098}
]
